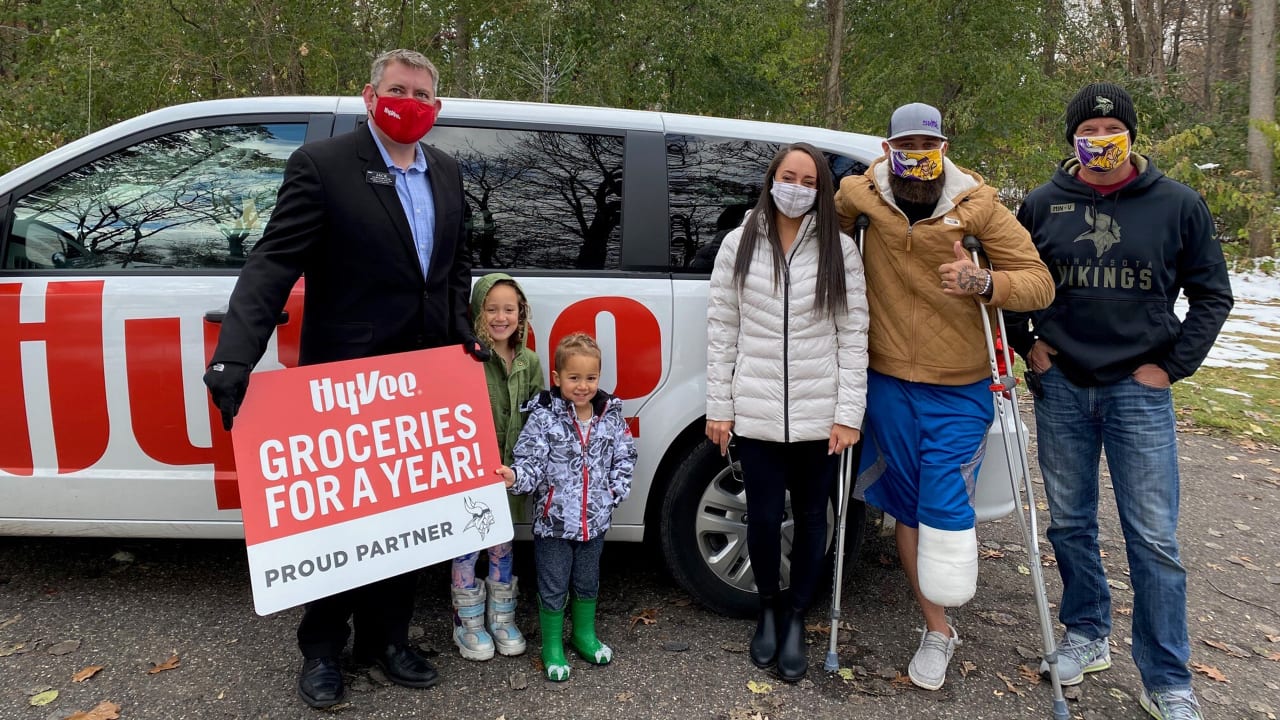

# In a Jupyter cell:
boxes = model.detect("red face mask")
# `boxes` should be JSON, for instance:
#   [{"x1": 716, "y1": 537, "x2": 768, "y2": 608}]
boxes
[{"x1": 372, "y1": 94, "x2": 438, "y2": 145}]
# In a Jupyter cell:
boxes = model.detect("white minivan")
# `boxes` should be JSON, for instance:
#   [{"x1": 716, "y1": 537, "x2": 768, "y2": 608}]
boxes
[{"x1": 0, "y1": 97, "x2": 1017, "y2": 616}]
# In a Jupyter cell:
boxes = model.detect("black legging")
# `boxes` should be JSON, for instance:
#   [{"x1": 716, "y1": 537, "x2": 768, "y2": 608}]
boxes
[{"x1": 735, "y1": 436, "x2": 838, "y2": 611}]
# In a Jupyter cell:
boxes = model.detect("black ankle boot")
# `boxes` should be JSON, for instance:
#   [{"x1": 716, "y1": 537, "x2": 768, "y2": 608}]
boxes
[
  {"x1": 775, "y1": 610, "x2": 808, "y2": 682},
  {"x1": 749, "y1": 595, "x2": 778, "y2": 669}
]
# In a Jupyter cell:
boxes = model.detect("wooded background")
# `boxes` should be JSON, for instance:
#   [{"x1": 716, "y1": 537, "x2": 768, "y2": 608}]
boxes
[{"x1": 1, "y1": 0, "x2": 1277, "y2": 253}]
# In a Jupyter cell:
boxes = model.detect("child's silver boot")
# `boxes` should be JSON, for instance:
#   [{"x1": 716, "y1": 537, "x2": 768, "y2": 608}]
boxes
[
  {"x1": 451, "y1": 583, "x2": 495, "y2": 661},
  {"x1": 486, "y1": 577, "x2": 527, "y2": 656}
]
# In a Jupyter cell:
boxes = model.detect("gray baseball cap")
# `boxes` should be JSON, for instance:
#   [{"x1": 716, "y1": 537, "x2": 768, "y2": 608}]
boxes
[{"x1": 888, "y1": 103, "x2": 947, "y2": 141}]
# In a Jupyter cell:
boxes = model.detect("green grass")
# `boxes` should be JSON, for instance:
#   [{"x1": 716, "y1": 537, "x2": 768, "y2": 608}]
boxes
[
  {"x1": 1011, "y1": 345, "x2": 1280, "y2": 445},
  {"x1": 1174, "y1": 350, "x2": 1280, "y2": 445}
]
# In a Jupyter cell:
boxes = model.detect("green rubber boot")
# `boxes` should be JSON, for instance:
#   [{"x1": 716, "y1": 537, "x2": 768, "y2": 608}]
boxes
[
  {"x1": 569, "y1": 596, "x2": 613, "y2": 665},
  {"x1": 538, "y1": 600, "x2": 571, "y2": 681}
]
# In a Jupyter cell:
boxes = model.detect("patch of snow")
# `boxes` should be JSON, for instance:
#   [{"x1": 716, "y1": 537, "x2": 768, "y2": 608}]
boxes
[{"x1": 1212, "y1": 387, "x2": 1251, "y2": 397}]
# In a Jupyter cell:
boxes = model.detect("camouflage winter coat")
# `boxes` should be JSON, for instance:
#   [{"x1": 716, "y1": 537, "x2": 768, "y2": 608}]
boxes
[{"x1": 508, "y1": 388, "x2": 636, "y2": 541}]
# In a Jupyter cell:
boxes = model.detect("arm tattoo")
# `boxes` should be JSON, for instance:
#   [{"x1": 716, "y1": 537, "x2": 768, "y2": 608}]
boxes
[{"x1": 957, "y1": 267, "x2": 985, "y2": 293}]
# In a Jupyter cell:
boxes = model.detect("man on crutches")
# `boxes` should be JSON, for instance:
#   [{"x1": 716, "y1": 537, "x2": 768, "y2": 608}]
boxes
[
  {"x1": 1009, "y1": 82, "x2": 1232, "y2": 720},
  {"x1": 833, "y1": 103, "x2": 1055, "y2": 690}
]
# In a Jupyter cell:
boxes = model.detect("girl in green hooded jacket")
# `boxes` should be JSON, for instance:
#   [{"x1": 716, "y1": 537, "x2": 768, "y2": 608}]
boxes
[{"x1": 448, "y1": 273, "x2": 544, "y2": 661}]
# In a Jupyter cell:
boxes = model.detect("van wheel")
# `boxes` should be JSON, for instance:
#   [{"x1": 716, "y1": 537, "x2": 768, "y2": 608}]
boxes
[{"x1": 658, "y1": 440, "x2": 867, "y2": 618}]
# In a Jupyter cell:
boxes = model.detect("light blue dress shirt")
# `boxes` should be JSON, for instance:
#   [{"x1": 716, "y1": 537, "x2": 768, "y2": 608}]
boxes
[{"x1": 369, "y1": 125, "x2": 435, "y2": 278}]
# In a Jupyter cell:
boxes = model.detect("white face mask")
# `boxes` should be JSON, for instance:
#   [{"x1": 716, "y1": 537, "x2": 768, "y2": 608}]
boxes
[{"x1": 769, "y1": 182, "x2": 817, "y2": 218}]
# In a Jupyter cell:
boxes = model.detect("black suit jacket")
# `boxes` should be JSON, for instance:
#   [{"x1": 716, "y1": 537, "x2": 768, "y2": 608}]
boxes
[{"x1": 212, "y1": 125, "x2": 473, "y2": 367}]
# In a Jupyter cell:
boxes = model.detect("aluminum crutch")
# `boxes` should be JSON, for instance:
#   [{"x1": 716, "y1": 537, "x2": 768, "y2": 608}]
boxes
[
  {"x1": 962, "y1": 235, "x2": 1068, "y2": 720},
  {"x1": 824, "y1": 213, "x2": 869, "y2": 673}
]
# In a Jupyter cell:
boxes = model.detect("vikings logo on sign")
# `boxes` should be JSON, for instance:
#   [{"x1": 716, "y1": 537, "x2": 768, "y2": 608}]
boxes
[
  {"x1": 1074, "y1": 132, "x2": 1129, "y2": 172},
  {"x1": 889, "y1": 148, "x2": 943, "y2": 181},
  {"x1": 463, "y1": 495, "x2": 495, "y2": 541}
]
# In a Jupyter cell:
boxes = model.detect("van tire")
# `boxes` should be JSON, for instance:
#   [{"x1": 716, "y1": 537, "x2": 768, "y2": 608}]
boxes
[{"x1": 658, "y1": 439, "x2": 867, "y2": 618}]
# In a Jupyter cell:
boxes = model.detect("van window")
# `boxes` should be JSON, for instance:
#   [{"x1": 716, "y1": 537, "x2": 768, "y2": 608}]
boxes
[
  {"x1": 666, "y1": 134, "x2": 868, "y2": 272},
  {"x1": 428, "y1": 126, "x2": 624, "y2": 271},
  {"x1": 3, "y1": 123, "x2": 307, "y2": 271}
]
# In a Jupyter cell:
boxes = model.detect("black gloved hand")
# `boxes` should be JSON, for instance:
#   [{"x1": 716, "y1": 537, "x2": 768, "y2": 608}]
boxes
[
  {"x1": 462, "y1": 335, "x2": 491, "y2": 362},
  {"x1": 203, "y1": 361, "x2": 251, "y2": 431}
]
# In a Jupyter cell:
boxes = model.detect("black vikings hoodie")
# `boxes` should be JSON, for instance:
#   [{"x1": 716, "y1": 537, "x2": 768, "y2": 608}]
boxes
[{"x1": 1007, "y1": 154, "x2": 1233, "y2": 387}]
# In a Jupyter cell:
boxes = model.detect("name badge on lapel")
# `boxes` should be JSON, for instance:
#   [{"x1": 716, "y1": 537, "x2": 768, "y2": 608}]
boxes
[{"x1": 365, "y1": 171, "x2": 395, "y2": 187}]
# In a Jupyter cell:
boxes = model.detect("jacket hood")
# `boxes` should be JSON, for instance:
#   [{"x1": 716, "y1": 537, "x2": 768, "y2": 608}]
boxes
[
  {"x1": 524, "y1": 387, "x2": 623, "y2": 419},
  {"x1": 1052, "y1": 153, "x2": 1161, "y2": 195},
  {"x1": 470, "y1": 272, "x2": 532, "y2": 352}
]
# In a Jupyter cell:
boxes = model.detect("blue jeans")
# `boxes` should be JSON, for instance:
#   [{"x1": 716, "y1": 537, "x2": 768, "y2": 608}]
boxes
[
  {"x1": 533, "y1": 535, "x2": 605, "y2": 612},
  {"x1": 1034, "y1": 365, "x2": 1190, "y2": 692}
]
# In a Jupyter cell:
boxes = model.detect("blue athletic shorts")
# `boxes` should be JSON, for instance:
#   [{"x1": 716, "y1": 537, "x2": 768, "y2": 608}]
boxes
[{"x1": 855, "y1": 369, "x2": 994, "y2": 530}]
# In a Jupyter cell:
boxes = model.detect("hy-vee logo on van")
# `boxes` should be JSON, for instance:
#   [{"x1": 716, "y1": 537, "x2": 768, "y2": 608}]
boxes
[{"x1": 310, "y1": 371, "x2": 419, "y2": 416}]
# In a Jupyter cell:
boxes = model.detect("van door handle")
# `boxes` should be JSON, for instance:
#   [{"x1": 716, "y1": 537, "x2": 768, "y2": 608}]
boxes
[{"x1": 204, "y1": 309, "x2": 289, "y2": 325}]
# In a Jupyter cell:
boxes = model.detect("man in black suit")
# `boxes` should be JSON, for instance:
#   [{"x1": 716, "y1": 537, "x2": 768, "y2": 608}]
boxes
[{"x1": 203, "y1": 49, "x2": 484, "y2": 709}]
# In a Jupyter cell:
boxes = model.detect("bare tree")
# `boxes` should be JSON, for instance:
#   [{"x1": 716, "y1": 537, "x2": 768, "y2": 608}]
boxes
[
  {"x1": 823, "y1": 0, "x2": 844, "y2": 129},
  {"x1": 1247, "y1": 0, "x2": 1276, "y2": 256},
  {"x1": 510, "y1": 23, "x2": 579, "y2": 104}
]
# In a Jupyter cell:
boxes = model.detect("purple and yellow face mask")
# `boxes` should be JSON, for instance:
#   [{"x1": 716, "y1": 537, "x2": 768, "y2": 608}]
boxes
[
  {"x1": 889, "y1": 148, "x2": 944, "y2": 181},
  {"x1": 1074, "y1": 132, "x2": 1130, "y2": 172}
]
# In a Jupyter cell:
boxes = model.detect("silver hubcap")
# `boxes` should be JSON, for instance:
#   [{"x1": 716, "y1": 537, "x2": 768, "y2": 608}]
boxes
[{"x1": 695, "y1": 460, "x2": 836, "y2": 595}]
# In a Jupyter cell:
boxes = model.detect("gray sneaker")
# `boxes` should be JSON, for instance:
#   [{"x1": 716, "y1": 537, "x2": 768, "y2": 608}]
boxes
[
  {"x1": 1039, "y1": 630, "x2": 1111, "y2": 685},
  {"x1": 1140, "y1": 687, "x2": 1204, "y2": 720},
  {"x1": 907, "y1": 624, "x2": 960, "y2": 690}
]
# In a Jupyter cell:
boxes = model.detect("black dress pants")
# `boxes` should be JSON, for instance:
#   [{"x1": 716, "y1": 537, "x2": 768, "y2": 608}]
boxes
[
  {"x1": 735, "y1": 437, "x2": 838, "y2": 611},
  {"x1": 296, "y1": 570, "x2": 417, "y2": 660}
]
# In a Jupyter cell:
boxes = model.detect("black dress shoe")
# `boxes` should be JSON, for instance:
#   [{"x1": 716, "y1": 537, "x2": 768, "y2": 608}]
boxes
[
  {"x1": 298, "y1": 656, "x2": 345, "y2": 709},
  {"x1": 749, "y1": 595, "x2": 778, "y2": 669},
  {"x1": 369, "y1": 643, "x2": 440, "y2": 688},
  {"x1": 775, "y1": 612, "x2": 808, "y2": 682}
]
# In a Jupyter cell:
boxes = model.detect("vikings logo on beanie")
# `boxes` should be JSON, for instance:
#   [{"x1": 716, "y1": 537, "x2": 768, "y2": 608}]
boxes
[{"x1": 1064, "y1": 82, "x2": 1137, "y2": 143}]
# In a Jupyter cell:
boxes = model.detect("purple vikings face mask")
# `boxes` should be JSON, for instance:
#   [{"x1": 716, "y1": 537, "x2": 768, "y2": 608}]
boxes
[
  {"x1": 889, "y1": 148, "x2": 944, "y2": 181},
  {"x1": 1074, "y1": 131, "x2": 1130, "y2": 172}
]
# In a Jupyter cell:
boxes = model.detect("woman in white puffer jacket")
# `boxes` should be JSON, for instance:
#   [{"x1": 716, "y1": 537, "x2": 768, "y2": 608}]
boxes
[{"x1": 705, "y1": 142, "x2": 869, "y2": 682}]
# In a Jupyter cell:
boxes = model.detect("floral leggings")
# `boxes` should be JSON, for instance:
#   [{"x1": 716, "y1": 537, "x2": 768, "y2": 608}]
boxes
[{"x1": 450, "y1": 542, "x2": 514, "y2": 589}]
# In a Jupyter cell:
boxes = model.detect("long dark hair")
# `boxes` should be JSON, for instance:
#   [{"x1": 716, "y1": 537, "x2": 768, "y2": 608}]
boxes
[{"x1": 732, "y1": 142, "x2": 847, "y2": 319}]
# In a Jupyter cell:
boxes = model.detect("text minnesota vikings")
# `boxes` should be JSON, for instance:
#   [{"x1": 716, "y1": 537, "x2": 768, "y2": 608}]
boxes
[{"x1": 256, "y1": 369, "x2": 485, "y2": 528}]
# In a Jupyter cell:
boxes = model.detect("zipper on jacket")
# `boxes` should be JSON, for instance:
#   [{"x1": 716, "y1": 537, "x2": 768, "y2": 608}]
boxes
[
  {"x1": 573, "y1": 413, "x2": 593, "y2": 541},
  {"x1": 781, "y1": 227, "x2": 806, "y2": 444},
  {"x1": 542, "y1": 486, "x2": 555, "y2": 518}
]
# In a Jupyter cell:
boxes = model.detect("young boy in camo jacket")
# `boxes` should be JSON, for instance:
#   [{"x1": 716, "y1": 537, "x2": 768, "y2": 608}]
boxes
[{"x1": 495, "y1": 332, "x2": 636, "y2": 682}]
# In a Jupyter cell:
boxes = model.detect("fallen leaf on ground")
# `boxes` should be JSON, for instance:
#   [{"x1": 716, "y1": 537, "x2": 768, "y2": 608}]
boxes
[
  {"x1": 64, "y1": 700, "x2": 121, "y2": 719},
  {"x1": 890, "y1": 672, "x2": 913, "y2": 687},
  {"x1": 1229, "y1": 556, "x2": 1264, "y2": 571},
  {"x1": 837, "y1": 667, "x2": 855, "y2": 681},
  {"x1": 1116, "y1": 606, "x2": 1133, "y2": 616},
  {"x1": 628, "y1": 608, "x2": 658, "y2": 630},
  {"x1": 1040, "y1": 554, "x2": 1057, "y2": 567},
  {"x1": 72, "y1": 665, "x2": 105, "y2": 682},
  {"x1": 1098, "y1": 549, "x2": 1109, "y2": 558},
  {"x1": 1018, "y1": 664, "x2": 1042, "y2": 685},
  {"x1": 1017, "y1": 565, "x2": 1031, "y2": 575},
  {"x1": 1267, "y1": 634, "x2": 1280, "y2": 643},
  {"x1": 746, "y1": 680, "x2": 772, "y2": 694},
  {"x1": 0, "y1": 614, "x2": 20, "y2": 631},
  {"x1": 147, "y1": 655, "x2": 180, "y2": 674},
  {"x1": 1190, "y1": 662, "x2": 1230, "y2": 683},
  {"x1": 48, "y1": 639, "x2": 81, "y2": 656},
  {"x1": 979, "y1": 548, "x2": 1005, "y2": 559},
  {"x1": 978, "y1": 611, "x2": 1019, "y2": 626},
  {"x1": 1202, "y1": 638, "x2": 1251, "y2": 658},
  {"x1": 804, "y1": 622, "x2": 829, "y2": 634},
  {"x1": 996, "y1": 672, "x2": 1025, "y2": 696},
  {"x1": 959, "y1": 660, "x2": 977, "y2": 678},
  {"x1": 29, "y1": 689, "x2": 58, "y2": 706},
  {"x1": 615, "y1": 691, "x2": 635, "y2": 702},
  {"x1": 0, "y1": 642, "x2": 30, "y2": 657}
]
